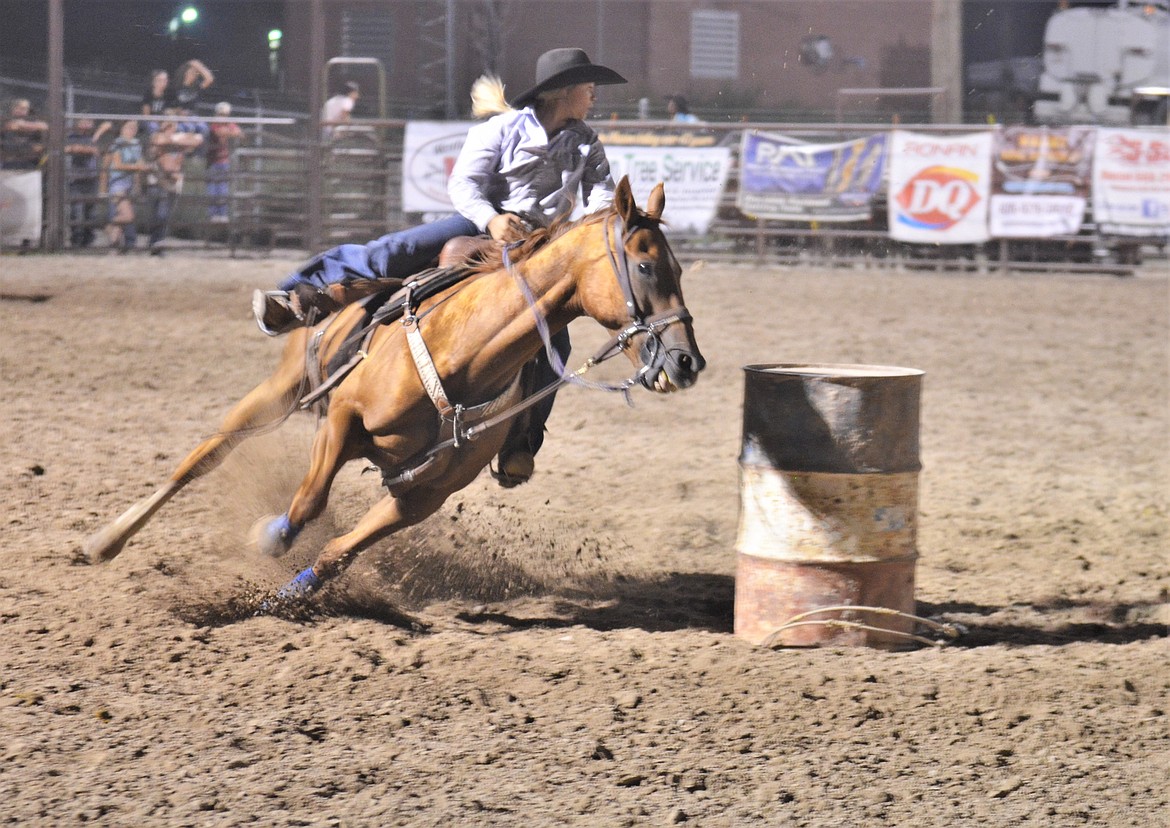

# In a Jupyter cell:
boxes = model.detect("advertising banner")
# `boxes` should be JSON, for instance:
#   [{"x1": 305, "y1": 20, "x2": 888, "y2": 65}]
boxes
[
  {"x1": 606, "y1": 145, "x2": 732, "y2": 233},
  {"x1": 401, "y1": 120, "x2": 474, "y2": 214},
  {"x1": 990, "y1": 127, "x2": 1093, "y2": 238},
  {"x1": 1092, "y1": 128, "x2": 1170, "y2": 236},
  {"x1": 0, "y1": 170, "x2": 42, "y2": 248},
  {"x1": 888, "y1": 130, "x2": 993, "y2": 244},
  {"x1": 402, "y1": 123, "x2": 729, "y2": 232},
  {"x1": 736, "y1": 131, "x2": 887, "y2": 222}
]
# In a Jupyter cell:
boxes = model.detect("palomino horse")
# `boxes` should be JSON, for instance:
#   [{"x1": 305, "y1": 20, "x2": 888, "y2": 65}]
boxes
[{"x1": 84, "y1": 178, "x2": 705, "y2": 601}]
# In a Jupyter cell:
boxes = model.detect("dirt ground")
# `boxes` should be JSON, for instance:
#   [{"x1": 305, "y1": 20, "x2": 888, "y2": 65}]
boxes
[{"x1": 1, "y1": 251, "x2": 1167, "y2": 826}]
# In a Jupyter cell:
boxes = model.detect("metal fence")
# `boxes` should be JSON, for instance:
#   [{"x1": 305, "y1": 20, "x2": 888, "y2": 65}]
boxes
[{"x1": 10, "y1": 114, "x2": 1168, "y2": 276}]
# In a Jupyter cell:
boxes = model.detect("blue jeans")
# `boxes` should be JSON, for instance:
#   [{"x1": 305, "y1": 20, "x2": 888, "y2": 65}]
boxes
[
  {"x1": 206, "y1": 160, "x2": 230, "y2": 219},
  {"x1": 279, "y1": 213, "x2": 480, "y2": 292},
  {"x1": 146, "y1": 186, "x2": 178, "y2": 247}
]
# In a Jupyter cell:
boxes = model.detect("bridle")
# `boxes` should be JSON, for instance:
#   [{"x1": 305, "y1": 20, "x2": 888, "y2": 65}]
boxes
[{"x1": 512, "y1": 212, "x2": 693, "y2": 395}]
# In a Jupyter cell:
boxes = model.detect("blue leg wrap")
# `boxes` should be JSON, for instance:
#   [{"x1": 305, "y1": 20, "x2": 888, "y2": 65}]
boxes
[
  {"x1": 275, "y1": 566, "x2": 321, "y2": 601},
  {"x1": 258, "y1": 514, "x2": 301, "y2": 558}
]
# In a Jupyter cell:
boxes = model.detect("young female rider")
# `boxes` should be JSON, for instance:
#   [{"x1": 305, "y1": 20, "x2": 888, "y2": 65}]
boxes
[{"x1": 253, "y1": 48, "x2": 627, "y2": 484}]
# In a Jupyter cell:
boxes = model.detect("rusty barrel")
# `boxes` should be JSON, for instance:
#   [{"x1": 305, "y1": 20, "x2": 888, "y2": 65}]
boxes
[{"x1": 734, "y1": 364, "x2": 924, "y2": 649}]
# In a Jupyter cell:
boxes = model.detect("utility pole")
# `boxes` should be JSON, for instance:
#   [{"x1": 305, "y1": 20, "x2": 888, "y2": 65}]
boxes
[
  {"x1": 307, "y1": 0, "x2": 325, "y2": 252},
  {"x1": 45, "y1": 0, "x2": 65, "y2": 251},
  {"x1": 930, "y1": 0, "x2": 963, "y2": 124}
]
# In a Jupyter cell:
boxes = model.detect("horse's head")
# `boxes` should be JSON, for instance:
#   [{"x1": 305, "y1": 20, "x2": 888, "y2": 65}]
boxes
[{"x1": 580, "y1": 177, "x2": 706, "y2": 393}]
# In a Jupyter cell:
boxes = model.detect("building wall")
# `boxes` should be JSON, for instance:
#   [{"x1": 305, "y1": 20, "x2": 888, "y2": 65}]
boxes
[{"x1": 283, "y1": 0, "x2": 935, "y2": 120}]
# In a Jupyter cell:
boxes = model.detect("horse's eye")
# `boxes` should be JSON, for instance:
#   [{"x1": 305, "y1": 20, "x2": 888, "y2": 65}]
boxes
[{"x1": 637, "y1": 261, "x2": 652, "y2": 277}]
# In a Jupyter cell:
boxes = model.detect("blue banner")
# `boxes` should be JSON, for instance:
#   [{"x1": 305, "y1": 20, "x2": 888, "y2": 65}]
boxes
[{"x1": 737, "y1": 132, "x2": 888, "y2": 222}]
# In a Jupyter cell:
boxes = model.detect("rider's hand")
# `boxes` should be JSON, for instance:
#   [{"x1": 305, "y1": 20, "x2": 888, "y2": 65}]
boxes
[{"x1": 487, "y1": 213, "x2": 527, "y2": 243}]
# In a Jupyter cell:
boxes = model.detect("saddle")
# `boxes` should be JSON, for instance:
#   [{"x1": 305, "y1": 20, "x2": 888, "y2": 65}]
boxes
[{"x1": 301, "y1": 235, "x2": 499, "y2": 410}]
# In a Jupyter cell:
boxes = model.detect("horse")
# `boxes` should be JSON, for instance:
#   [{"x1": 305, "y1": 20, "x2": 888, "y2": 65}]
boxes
[{"x1": 83, "y1": 177, "x2": 705, "y2": 602}]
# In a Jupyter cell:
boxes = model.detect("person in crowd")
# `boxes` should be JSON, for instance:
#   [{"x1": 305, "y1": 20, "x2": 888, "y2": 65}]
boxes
[
  {"x1": 253, "y1": 47, "x2": 627, "y2": 486},
  {"x1": 65, "y1": 116, "x2": 112, "y2": 247},
  {"x1": 141, "y1": 70, "x2": 170, "y2": 134},
  {"x1": 666, "y1": 94, "x2": 700, "y2": 123},
  {"x1": 322, "y1": 81, "x2": 360, "y2": 140},
  {"x1": 1, "y1": 98, "x2": 49, "y2": 169},
  {"x1": 205, "y1": 101, "x2": 242, "y2": 223},
  {"x1": 170, "y1": 59, "x2": 214, "y2": 114},
  {"x1": 101, "y1": 120, "x2": 151, "y2": 253},
  {"x1": 144, "y1": 114, "x2": 203, "y2": 255}
]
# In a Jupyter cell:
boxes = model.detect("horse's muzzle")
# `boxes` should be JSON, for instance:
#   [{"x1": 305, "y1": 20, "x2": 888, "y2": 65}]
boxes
[{"x1": 639, "y1": 339, "x2": 705, "y2": 392}]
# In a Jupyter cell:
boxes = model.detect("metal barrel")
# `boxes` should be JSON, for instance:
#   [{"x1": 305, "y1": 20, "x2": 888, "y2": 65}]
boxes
[{"x1": 734, "y1": 364, "x2": 924, "y2": 649}]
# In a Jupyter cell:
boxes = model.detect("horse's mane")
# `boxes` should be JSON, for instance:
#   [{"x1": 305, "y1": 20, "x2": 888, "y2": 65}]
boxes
[{"x1": 468, "y1": 206, "x2": 664, "y2": 276}]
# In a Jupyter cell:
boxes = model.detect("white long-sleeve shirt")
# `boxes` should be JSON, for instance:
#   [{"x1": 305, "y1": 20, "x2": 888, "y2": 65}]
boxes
[{"x1": 447, "y1": 107, "x2": 615, "y2": 233}]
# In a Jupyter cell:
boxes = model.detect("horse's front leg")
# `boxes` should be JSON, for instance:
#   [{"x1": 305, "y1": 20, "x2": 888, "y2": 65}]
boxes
[
  {"x1": 253, "y1": 403, "x2": 359, "y2": 558},
  {"x1": 271, "y1": 486, "x2": 451, "y2": 600},
  {"x1": 86, "y1": 333, "x2": 311, "y2": 564}
]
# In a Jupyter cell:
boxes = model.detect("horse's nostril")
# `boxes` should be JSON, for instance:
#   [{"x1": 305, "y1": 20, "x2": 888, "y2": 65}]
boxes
[{"x1": 679, "y1": 353, "x2": 693, "y2": 372}]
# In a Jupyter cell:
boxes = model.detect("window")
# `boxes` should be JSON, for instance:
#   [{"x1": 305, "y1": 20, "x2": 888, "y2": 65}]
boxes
[{"x1": 691, "y1": 9, "x2": 740, "y2": 80}]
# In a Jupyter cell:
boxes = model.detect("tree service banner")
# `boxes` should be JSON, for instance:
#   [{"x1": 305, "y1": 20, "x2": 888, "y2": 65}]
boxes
[
  {"x1": 402, "y1": 121, "x2": 474, "y2": 214},
  {"x1": 736, "y1": 131, "x2": 887, "y2": 222},
  {"x1": 605, "y1": 145, "x2": 731, "y2": 233},
  {"x1": 1091, "y1": 128, "x2": 1170, "y2": 237},
  {"x1": 889, "y1": 131, "x2": 993, "y2": 244},
  {"x1": 990, "y1": 127, "x2": 1093, "y2": 238}
]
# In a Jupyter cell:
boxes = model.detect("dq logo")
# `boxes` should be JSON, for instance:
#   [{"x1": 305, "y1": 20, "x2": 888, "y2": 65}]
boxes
[{"x1": 895, "y1": 166, "x2": 982, "y2": 230}]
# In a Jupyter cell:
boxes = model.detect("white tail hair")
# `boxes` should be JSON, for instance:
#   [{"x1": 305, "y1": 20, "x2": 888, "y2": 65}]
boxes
[{"x1": 471, "y1": 75, "x2": 512, "y2": 119}]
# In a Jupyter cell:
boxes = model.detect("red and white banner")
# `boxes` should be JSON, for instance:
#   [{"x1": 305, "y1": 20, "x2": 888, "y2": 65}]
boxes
[
  {"x1": 401, "y1": 121, "x2": 474, "y2": 214},
  {"x1": 888, "y1": 131, "x2": 993, "y2": 244},
  {"x1": 1091, "y1": 128, "x2": 1170, "y2": 236}
]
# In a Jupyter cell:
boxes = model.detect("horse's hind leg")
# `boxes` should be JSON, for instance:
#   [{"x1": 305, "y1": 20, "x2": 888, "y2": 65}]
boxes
[{"x1": 85, "y1": 335, "x2": 310, "y2": 564}]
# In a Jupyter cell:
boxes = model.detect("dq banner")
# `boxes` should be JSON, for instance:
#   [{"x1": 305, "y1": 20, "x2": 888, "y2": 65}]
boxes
[
  {"x1": 1092, "y1": 128, "x2": 1170, "y2": 236},
  {"x1": 889, "y1": 130, "x2": 993, "y2": 244},
  {"x1": 990, "y1": 127, "x2": 1093, "y2": 238},
  {"x1": 402, "y1": 121, "x2": 474, "y2": 214},
  {"x1": 737, "y1": 132, "x2": 887, "y2": 222},
  {"x1": 606, "y1": 145, "x2": 731, "y2": 233}
]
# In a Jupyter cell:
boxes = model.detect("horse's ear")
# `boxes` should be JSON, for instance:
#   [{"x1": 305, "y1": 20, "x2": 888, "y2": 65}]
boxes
[
  {"x1": 613, "y1": 175, "x2": 636, "y2": 224},
  {"x1": 645, "y1": 182, "x2": 665, "y2": 220}
]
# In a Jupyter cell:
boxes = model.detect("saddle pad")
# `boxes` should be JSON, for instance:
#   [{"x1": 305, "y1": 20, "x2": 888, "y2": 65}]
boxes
[{"x1": 323, "y1": 266, "x2": 476, "y2": 377}]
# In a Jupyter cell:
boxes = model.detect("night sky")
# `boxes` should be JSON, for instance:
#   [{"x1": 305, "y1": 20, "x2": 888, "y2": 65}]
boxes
[{"x1": 0, "y1": 0, "x2": 285, "y2": 88}]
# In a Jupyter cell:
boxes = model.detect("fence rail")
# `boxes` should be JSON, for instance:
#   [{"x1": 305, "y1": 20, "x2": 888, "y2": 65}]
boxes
[{"x1": 4, "y1": 115, "x2": 1166, "y2": 276}]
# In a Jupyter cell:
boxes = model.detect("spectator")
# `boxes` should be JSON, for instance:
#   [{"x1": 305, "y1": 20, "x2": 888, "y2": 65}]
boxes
[
  {"x1": 171, "y1": 59, "x2": 214, "y2": 114},
  {"x1": 322, "y1": 81, "x2": 360, "y2": 139},
  {"x1": 1, "y1": 98, "x2": 49, "y2": 169},
  {"x1": 101, "y1": 120, "x2": 151, "y2": 253},
  {"x1": 144, "y1": 114, "x2": 203, "y2": 255},
  {"x1": 65, "y1": 116, "x2": 113, "y2": 248},
  {"x1": 665, "y1": 94, "x2": 700, "y2": 123},
  {"x1": 141, "y1": 70, "x2": 170, "y2": 134},
  {"x1": 206, "y1": 101, "x2": 241, "y2": 223}
]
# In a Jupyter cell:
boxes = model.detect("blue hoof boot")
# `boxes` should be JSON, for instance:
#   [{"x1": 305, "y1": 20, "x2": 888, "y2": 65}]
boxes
[
  {"x1": 258, "y1": 567, "x2": 321, "y2": 614},
  {"x1": 254, "y1": 514, "x2": 300, "y2": 558}
]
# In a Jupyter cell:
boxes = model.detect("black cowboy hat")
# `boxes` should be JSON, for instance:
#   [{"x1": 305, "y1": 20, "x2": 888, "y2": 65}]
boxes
[{"x1": 510, "y1": 48, "x2": 627, "y2": 108}]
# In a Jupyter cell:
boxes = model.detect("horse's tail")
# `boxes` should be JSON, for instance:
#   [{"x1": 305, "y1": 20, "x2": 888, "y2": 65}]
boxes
[{"x1": 471, "y1": 75, "x2": 512, "y2": 119}]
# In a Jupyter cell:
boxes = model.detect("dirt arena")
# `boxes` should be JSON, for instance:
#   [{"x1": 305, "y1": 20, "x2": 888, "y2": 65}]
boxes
[{"x1": 2, "y1": 252, "x2": 1166, "y2": 826}]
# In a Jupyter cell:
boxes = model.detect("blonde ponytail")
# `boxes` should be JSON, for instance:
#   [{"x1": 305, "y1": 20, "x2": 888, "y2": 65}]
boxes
[{"x1": 470, "y1": 75, "x2": 512, "y2": 118}]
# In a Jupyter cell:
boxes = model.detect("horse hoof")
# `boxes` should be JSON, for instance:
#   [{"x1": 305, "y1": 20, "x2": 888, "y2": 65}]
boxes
[
  {"x1": 257, "y1": 567, "x2": 321, "y2": 614},
  {"x1": 250, "y1": 514, "x2": 299, "y2": 558}
]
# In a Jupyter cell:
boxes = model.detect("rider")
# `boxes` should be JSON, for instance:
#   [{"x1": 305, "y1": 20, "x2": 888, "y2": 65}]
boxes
[{"x1": 253, "y1": 48, "x2": 627, "y2": 485}]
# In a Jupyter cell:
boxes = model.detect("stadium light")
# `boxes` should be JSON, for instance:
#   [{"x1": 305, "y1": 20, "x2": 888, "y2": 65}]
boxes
[
  {"x1": 268, "y1": 29, "x2": 283, "y2": 48},
  {"x1": 180, "y1": 6, "x2": 199, "y2": 25}
]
